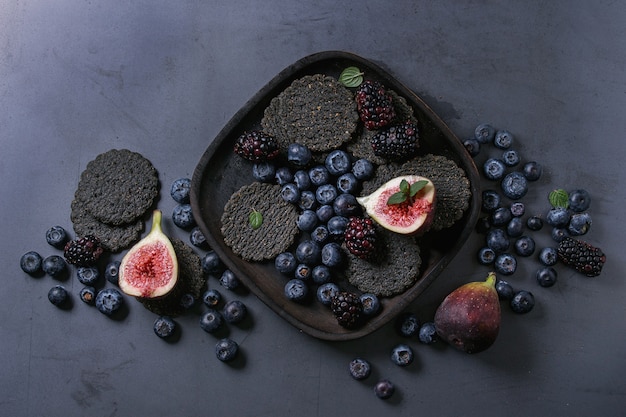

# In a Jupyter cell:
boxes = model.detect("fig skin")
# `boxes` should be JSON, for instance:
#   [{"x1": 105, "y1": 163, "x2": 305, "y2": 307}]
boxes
[{"x1": 434, "y1": 272, "x2": 500, "y2": 354}]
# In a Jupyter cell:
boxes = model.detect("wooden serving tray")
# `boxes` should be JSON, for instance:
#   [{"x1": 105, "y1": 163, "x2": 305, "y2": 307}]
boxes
[{"x1": 190, "y1": 51, "x2": 480, "y2": 341}]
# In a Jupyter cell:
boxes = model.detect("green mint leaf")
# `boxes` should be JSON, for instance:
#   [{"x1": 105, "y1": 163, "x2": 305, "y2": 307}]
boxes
[
  {"x1": 549, "y1": 189, "x2": 569, "y2": 208},
  {"x1": 387, "y1": 191, "x2": 408, "y2": 205},
  {"x1": 399, "y1": 179, "x2": 410, "y2": 194},
  {"x1": 339, "y1": 66, "x2": 364, "y2": 88},
  {"x1": 409, "y1": 180, "x2": 428, "y2": 197},
  {"x1": 249, "y1": 210, "x2": 263, "y2": 230}
]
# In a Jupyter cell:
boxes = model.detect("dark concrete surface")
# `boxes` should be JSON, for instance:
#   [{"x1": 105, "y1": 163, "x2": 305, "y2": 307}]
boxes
[{"x1": 2, "y1": 2, "x2": 625, "y2": 416}]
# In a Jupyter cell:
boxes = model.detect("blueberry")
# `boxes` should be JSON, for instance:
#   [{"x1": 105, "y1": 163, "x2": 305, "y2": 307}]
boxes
[
  {"x1": 360, "y1": 293, "x2": 380, "y2": 316},
  {"x1": 522, "y1": 161, "x2": 542, "y2": 181},
  {"x1": 308, "y1": 165, "x2": 331, "y2": 187},
  {"x1": 391, "y1": 344, "x2": 414, "y2": 366},
  {"x1": 79, "y1": 286, "x2": 96, "y2": 305},
  {"x1": 179, "y1": 293, "x2": 196, "y2": 310},
  {"x1": 154, "y1": 316, "x2": 176, "y2": 338},
  {"x1": 215, "y1": 338, "x2": 239, "y2": 362},
  {"x1": 201, "y1": 251, "x2": 223, "y2": 275},
  {"x1": 551, "y1": 227, "x2": 570, "y2": 242},
  {"x1": 280, "y1": 183, "x2": 301, "y2": 204},
  {"x1": 316, "y1": 282, "x2": 339, "y2": 305},
  {"x1": 311, "y1": 265, "x2": 332, "y2": 284},
  {"x1": 294, "y1": 263, "x2": 312, "y2": 281},
  {"x1": 491, "y1": 207, "x2": 512, "y2": 227},
  {"x1": 506, "y1": 217, "x2": 523, "y2": 237},
  {"x1": 325, "y1": 149, "x2": 351, "y2": 176},
  {"x1": 200, "y1": 309, "x2": 223, "y2": 333},
  {"x1": 514, "y1": 235, "x2": 536, "y2": 257},
  {"x1": 293, "y1": 170, "x2": 312, "y2": 190},
  {"x1": 502, "y1": 149, "x2": 520, "y2": 167},
  {"x1": 252, "y1": 161, "x2": 276, "y2": 182},
  {"x1": 104, "y1": 261, "x2": 121, "y2": 285},
  {"x1": 474, "y1": 123, "x2": 496, "y2": 144},
  {"x1": 501, "y1": 172, "x2": 528, "y2": 200},
  {"x1": 297, "y1": 210, "x2": 318, "y2": 232},
  {"x1": 274, "y1": 166, "x2": 293, "y2": 186},
  {"x1": 48, "y1": 285, "x2": 69, "y2": 307},
  {"x1": 486, "y1": 228, "x2": 509, "y2": 253},
  {"x1": 495, "y1": 279, "x2": 515, "y2": 300},
  {"x1": 46, "y1": 226, "x2": 69, "y2": 249},
  {"x1": 494, "y1": 130, "x2": 513, "y2": 149},
  {"x1": 336, "y1": 173, "x2": 359, "y2": 194},
  {"x1": 463, "y1": 138, "x2": 481, "y2": 156},
  {"x1": 481, "y1": 190, "x2": 501, "y2": 212},
  {"x1": 42, "y1": 255, "x2": 67, "y2": 278},
  {"x1": 170, "y1": 178, "x2": 191, "y2": 204},
  {"x1": 538, "y1": 247, "x2": 558, "y2": 266},
  {"x1": 315, "y1": 184, "x2": 338, "y2": 205},
  {"x1": 189, "y1": 226, "x2": 208, "y2": 249},
  {"x1": 316, "y1": 205, "x2": 334, "y2": 223},
  {"x1": 333, "y1": 193, "x2": 360, "y2": 217},
  {"x1": 311, "y1": 225, "x2": 330, "y2": 244},
  {"x1": 349, "y1": 358, "x2": 372, "y2": 380},
  {"x1": 274, "y1": 252, "x2": 297, "y2": 275},
  {"x1": 546, "y1": 207, "x2": 571, "y2": 228},
  {"x1": 568, "y1": 189, "x2": 591, "y2": 212},
  {"x1": 536, "y1": 267, "x2": 558, "y2": 288},
  {"x1": 219, "y1": 269, "x2": 240, "y2": 290},
  {"x1": 95, "y1": 288, "x2": 124, "y2": 316},
  {"x1": 475, "y1": 217, "x2": 491, "y2": 234},
  {"x1": 568, "y1": 212, "x2": 592, "y2": 236},
  {"x1": 326, "y1": 216, "x2": 349, "y2": 239},
  {"x1": 352, "y1": 158, "x2": 374, "y2": 180},
  {"x1": 20, "y1": 251, "x2": 43, "y2": 275},
  {"x1": 76, "y1": 266, "x2": 99, "y2": 285},
  {"x1": 510, "y1": 201, "x2": 525, "y2": 217},
  {"x1": 295, "y1": 240, "x2": 322, "y2": 265},
  {"x1": 321, "y1": 242, "x2": 343, "y2": 268},
  {"x1": 172, "y1": 204, "x2": 196, "y2": 229},
  {"x1": 396, "y1": 312, "x2": 420, "y2": 337},
  {"x1": 477, "y1": 247, "x2": 496, "y2": 265},
  {"x1": 483, "y1": 158, "x2": 506, "y2": 180},
  {"x1": 284, "y1": 278, "x2": 309, "y2": 302},
  {"x1": 374, "y1": 379, "x2": 395, "y2": 400},
  {"x1": 222, "y1": 300, "x2": 247, "y2": 324},
  {"x1": 510, "y1": 290, "x2": 535, "y2": 314},
  {"x1": 418, "y1": 322, "x2": 438, "y2": 344},
  {"x1": 298, "y1": 190, "x2": 317, "y2": 211},
  {"x1": 526, "y1": 216, "x2": 543, "y2": 231},
  {"x1": 202, "y1": 289, "x2": 222, "y2": 308},
  {"x1": 494, "y1": 253, "x2": 517, "y2": 275},
  {"x1": 287, "y1": 143, "x2": 312, "y2": 168}
]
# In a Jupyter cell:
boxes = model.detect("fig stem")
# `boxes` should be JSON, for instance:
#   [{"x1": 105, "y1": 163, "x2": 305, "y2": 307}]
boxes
[
  {"x1": 151, "y1": 210, "x2": 163, "y2": 233},
  {"x1": 485, "y1": 271, "x2": 497, "y2": 287}
]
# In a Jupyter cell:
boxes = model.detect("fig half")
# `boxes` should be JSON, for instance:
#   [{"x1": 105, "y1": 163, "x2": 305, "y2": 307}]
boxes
[
  {"x1": 356, "y1": 175, "x2": 436, "y2": 235},
  {"x1": 119, "y1": 210, "x2": 179, "y2": 298}
]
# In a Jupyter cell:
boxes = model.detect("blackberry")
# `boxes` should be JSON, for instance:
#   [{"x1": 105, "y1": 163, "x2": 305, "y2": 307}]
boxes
[
  {"x1": 331, "y1": 291, "x2": 363, "y2": 329},
  {"x1": 355, "y1": 80, "x2": 396, "y2": 130},
  {"x1": 370, "y1": 121, "x2": 419, "y2": 162},
  {"x1": 64, "y1": 235, "x2": 104, "y2": 267},
  {"x1": 344, "y1": 217, "x2": 376, "y2": 259},
  {"x1": 233, "y1": 130, "x2": 279, "y2": 162},
  {"x1": 557, "y1": 237, "x2": 606, "y2": 277}
]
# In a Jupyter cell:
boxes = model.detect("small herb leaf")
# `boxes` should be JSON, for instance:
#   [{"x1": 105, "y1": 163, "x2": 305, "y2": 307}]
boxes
[
  {"x1": 387, "y1": 191, "x2": 408, "y2": 205},
  {"x1": 409, "y1": 180, "x2": 428, "y2": 197},
  {"x1": 399, "y1": 179, "x2": 410, "y2": 194},
  {"x1": 249, "y1": 210, "x2": 263, "y2": 230},
  {"x1": 549, "y1": 189, "x2": 569, "y2": 208},
  {"x1": 339, "y1": 66, "x2": 364, "y2": 88}
]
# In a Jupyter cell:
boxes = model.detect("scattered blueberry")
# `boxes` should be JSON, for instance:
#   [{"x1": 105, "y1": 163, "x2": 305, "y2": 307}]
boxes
[
  {"x1": 538, "y1": 247, "x2": 558, "y2": 266},
  {"x1": 222, "y1": 300, "x2": 247, "y2": 324},
  {"x1": 502, "y1": 149, "x2": 520, "y2": 167},
  {"x1": 201, "y1": 251, "x2": 223, "y2": 275},
  {"x1": 495, "y1": 279, "x2": 515, "y2": 300},
  {"x1": 202, "y1": 289, "x2": 222, "y2": 308},
  {"x1": 325, "y1": 149, "x2": 351, "y2": 175},
  {"x1": 514, "y1": 235, "x2": 536, "y2": 257},
  {"x1": 568, "y1": 212, "x2": 591, "y2": 236},
  {"x1": 522, "y1": 161, "x2": 542, "y2": 181},
  {"x1": 294, "y1": 264, "x2": 312, "y2": 281},
  {"x1": 311, "y1": 225, "x2": 330, "y2": 244},
  {"x1": 42, "y1": 255, "x2": 67, "y2": 278},
  {"x1": 336, "y1": 173, "x2": 359, "y2": 194},
  {"x1": 287, "y1": 143, "x2": 312, "y2": 168},
  {"x1": 491, "y1": 206, "x2": 512, "y2": 227},
  {"x1": 179, "y1": 293, "x2": 196, "y2": 310},
  {"x1": 483, "y1": 158, "x2": 506, "y2": 180},
  {"x1": 332, "y1": 193, "x2": 360, "y2": 217},
  {"x1": 374, "y1": 379, "x2": 395, "y2": 400},
  {"x1": 551, "y1": 227, "x2": 570, "y2": 242},
  {"x1": 477, "y1": 247, "x2": 496, "y2": 265},
  {"x1": 360, "y1": 293, "x2": 380, "y2": 316},
  {"x1": 486, "y1": 228, "x2": 509, "y2": 253},
  {"x1": 104, "y1": 261, "x2": 121, "y2": 285},
  {"x1": 154, "y1": 316, "x2": 176, "y2": 338},
  {"x1": 48, "y1": 285, "x2": 69, "y2": 307},
  {"x1": 95, "y1": 288, "x2": 124, "y2": 316},
  {"x1": 506, "y1": 217, "x2": 524, "y2": 237},
  {"x1": 79, "y1": 286, "x2": 96, "y2": 305},
  {"x1": 463, "y1": 138, "x2": 481, "y2": 156},
  {"x1": 474, "y1": 123, "x2": 496, "y2": 143},
  {"x1": 391, "y1": 344, "x2": 414, "y2": 366},
  {"x1": 494, "y1": 130, "x2": 513, "y2": 149},
  {"x1": 189, "y1": 226, "x2": 208, "y2": 249},
  {"x1": 311, "y1": 265, "x2": 332, "y2": 284},
  {"x1": 308, "y1": 165, "x2": 331, "y2": 187},
  {"x1": 536, "y1": 267, "x2": 558, "y2": 287},
  {"x1": 200, "y1": 309, "x2": 223, "y2": 333},
  {"x1": 475, "y1": 217, "x2": 491, "y2": 234},
  {"x1": 293, "y1": 170, "x2": 312, "y2": 190},
  {"x1": 172, "y1": 204, "x2": 196, "y2": 229},
  {"x1": 274, "y1": 252, "x2": 297, "y2": 275},
  {"x1": 46, "y1": 226, "x2": 69, "y2": 249},
  {"x1": 494, "y1": 253, "x2": 517, "y2": 275},
  {"x1": 284, "y1": 278, "x2": 309, "y2": 302},
  {"x1": 280, "y1": 183, "x2": 301, "y2": 204},
  {"x1": 274, "y1": 166, "x2": 293, "y2": 185},
  {"x1": 349, "y1": 358, "x2": 372, "y2": 380},
  {"x1": 316, "y1": 205, "x2": 334, "y2": 223},
  {"x1": 418, "y1": 322, "x2": 438, "y2": 344},
  {"x1": 510, "y1": 202, "x2": 525, "y2": 217},
  {"x1": 219, "y1": 269, "x2": 240, "y2": 291},
  {"x1": 352, "y1": 158, "x2": 374, "y2": 180},
  {"x1": 526, "y1": 216, "x2": 544, "y2": 231},
  {"x1": 295, "y1": 240, "x2": 322, "y2": 265},
  {"x1": 396, "y1": 312, "x2": 420, "y2": 337},
  {"x1": 501, "y1": 171, "x2": 528, "y2": 200},
  {"x1": 297, "y1": 210, "x2": 318, "y2": 232},
  {"x1": 316, "y1": 282, "x2": 339, "y2": 305},
  {"x1": 326, "y1": 216, "x2": 349, "y2": 239},
  {"x1": 315, "y1": 183, "x2": 338, "y2": 205},
  {"x1": 481, "y1": 190, "x2": 501, "y2": 212},
  {"x1": 215, "y1": 338, "x2": 239, "y2": 362},
  {"x1": 20, "y1": 251, "x2": 43, "y2": 275},
  {"x1": 76, "y1": 266, "x2": 99, "y2": 285},
  {"x1": 510, "y1": 290, "x2": 535, "y2": 314},
  {"x1": 568, "y1": 189, "x2": 591, "y2": 212},
  {"x1": 298, "y1": 190, "x2": 317, "y2": 211},
  {"x1": 546, "y1": 207, "x2": 571, "y2": 228},
  {"x1": 170, "y1": 178, "x2": 191, "y2": 204},
  {"x1": 252, "y1": 161, "x2": 276, "y2": 182}
]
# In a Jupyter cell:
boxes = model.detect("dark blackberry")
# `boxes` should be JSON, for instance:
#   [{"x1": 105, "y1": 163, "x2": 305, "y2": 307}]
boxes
[
  {"x1": 63, "y1": 235, "x2": 104, "y2": 267},
  {"x1": 370, "y1": 121, "x2": 419, "y2": 162},
  {"x1": 355, "y1": 80, "x2": 396, "y2": 130},
  {"x1": 557, "y1": 237, "x2": 606, "y2": 277},
  {"x1": 344, "y1": 216, "x2": 376, "y2": 260},
  {"x1": 233, "y1": 130, "x2": 279, "y2": 162},
  {"x1": 331, "y1": 291, "x2": 363, "y2": 329}
]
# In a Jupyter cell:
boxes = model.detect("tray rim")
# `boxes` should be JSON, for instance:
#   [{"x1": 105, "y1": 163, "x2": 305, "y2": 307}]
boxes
[{"x1": 191, "y1": 50, "x2": 481, "y2": 341}]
